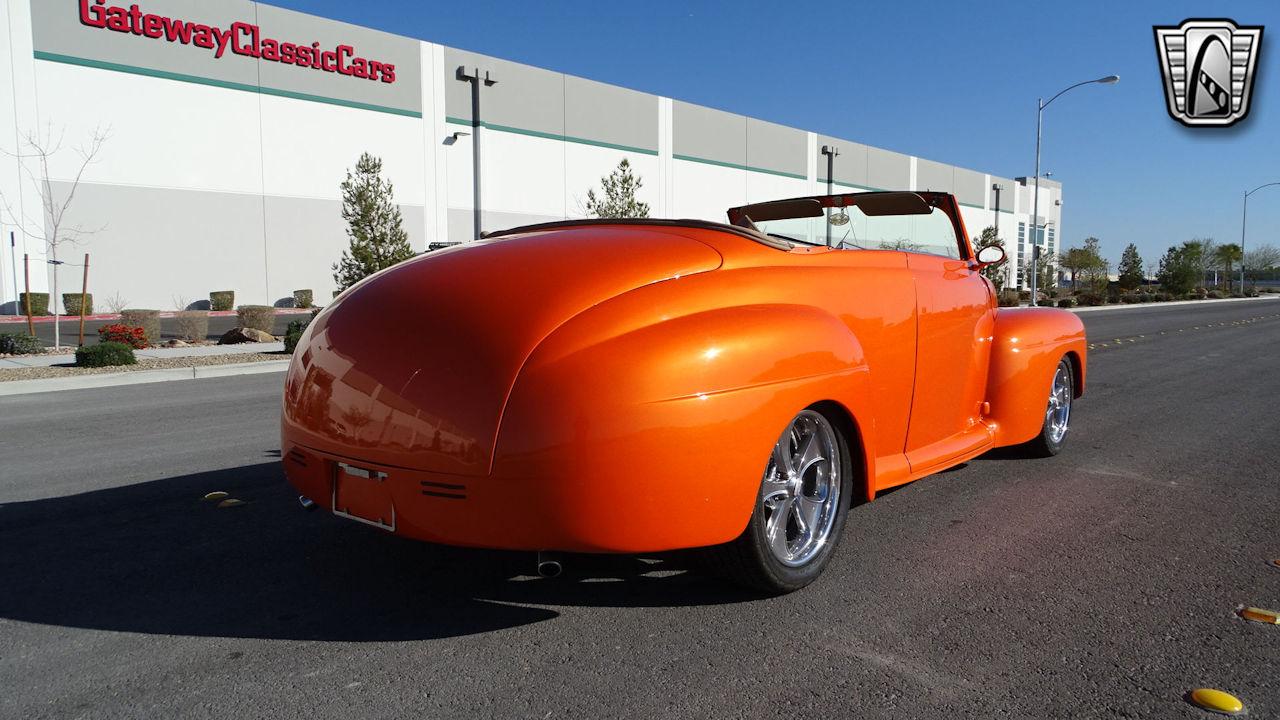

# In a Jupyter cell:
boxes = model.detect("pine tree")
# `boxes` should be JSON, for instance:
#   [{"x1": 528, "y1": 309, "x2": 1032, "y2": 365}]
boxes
[
  {"x1": 972, "y1": 226, "x2": 1007, "y2": 290},
  {"x1": 333, "y1": 153, "x2": 416, "y2": 292},
  {"x1": 1117, "y1": 243, "x2": 1144, "y2": 290},
  {"x1": 1157, "y1": 242, "x2": 1201, "y2": 296},
  {"x1": 1079, "y1": 237, "x2": 1110, "y2": 292},
  {"x1": 585, "y1": 158, "x2": 650, "y2": 218}
]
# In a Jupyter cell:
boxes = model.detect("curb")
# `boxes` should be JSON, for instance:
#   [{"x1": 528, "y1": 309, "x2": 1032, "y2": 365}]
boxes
[
  {"x1": 1067, "y1": 295, "x2": 1278, "y2": 313},
  {"x1": 0, "y1": 360, "x2": 290, "y2": 397}
]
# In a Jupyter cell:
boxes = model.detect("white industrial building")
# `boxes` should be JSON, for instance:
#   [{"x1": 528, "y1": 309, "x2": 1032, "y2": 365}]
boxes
[{"x1": 0, "y1": 0, "x2": 1062, "y2": 312}]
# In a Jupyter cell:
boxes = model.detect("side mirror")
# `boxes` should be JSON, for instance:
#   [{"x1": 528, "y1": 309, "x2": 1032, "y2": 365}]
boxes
[{"x1": 975, "y1": 245, "x2": 1006, "y2": 267}]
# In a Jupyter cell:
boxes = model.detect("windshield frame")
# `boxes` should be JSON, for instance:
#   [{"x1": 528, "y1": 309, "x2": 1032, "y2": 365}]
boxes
[{"x1": 727, "y1": 191, "x2": 973, "y2": 260}]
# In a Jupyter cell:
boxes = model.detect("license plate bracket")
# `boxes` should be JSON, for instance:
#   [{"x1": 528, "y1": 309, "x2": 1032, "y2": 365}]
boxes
[{"x1": 331, "y1": 461, "x2": 396, "y2": 531}]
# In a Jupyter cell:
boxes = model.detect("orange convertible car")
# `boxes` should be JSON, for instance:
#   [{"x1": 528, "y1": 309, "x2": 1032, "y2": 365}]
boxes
[{"x1": 282, "y1": 191, "x2": 1085, "y2": 592}]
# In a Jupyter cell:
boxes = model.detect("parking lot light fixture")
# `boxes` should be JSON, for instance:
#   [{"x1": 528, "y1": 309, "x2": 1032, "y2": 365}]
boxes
[
  {"x1": 1241, "y1": 182, "x2": 1280, "y2": 293},
  {"x1": 1029, "y1": 75, "x2": 1119, "y2": 305}
]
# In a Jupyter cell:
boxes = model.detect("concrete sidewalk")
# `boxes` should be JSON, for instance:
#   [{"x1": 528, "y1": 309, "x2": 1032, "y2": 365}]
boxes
[
  {"x1": 0, "y1": 360, "x2": 289, "y2": 396},
  {"x1": 1068, "y1": 295, "x2": 1278, "y2": 313},
  {"x1": 0, "y1": 342, "x2": 284, "y2": 369}
]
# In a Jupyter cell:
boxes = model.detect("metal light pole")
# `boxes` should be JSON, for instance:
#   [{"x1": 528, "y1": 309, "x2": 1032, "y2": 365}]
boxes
[
  {"x1": 1028, "y1": 75, "x2": 1119, "y2": 305},
  {"x1": 821, "y1": 145, "x2": 839, "y2": 247},
  {"x1": 1241, "y1": 182, "x2": 1280, "y2": 292},
  {"x1": 457, "y1": 66, "x2": 497, "y2": 241}
]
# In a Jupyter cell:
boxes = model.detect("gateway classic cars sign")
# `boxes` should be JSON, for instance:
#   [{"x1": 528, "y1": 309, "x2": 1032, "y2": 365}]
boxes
[{"x1": 78, "y1": 0, "x2": 399, "y2": 83}]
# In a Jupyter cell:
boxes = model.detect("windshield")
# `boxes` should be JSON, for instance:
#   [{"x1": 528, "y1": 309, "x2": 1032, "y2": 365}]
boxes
[{"x1": 731, "y1": 192, "x2": 964, "y2": 259}]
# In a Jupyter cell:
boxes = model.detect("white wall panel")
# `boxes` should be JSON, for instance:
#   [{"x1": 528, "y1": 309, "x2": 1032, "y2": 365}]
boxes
[
  {"x1": 959, "y1": 206, "x2": 996, "y2": 242},
  {"x1": 481, "y1": 131, "x2": 565, "y2": 221},
  {"x1": 50, "y1": 181, "x2": 267, "y2": 311},
  {"x1": 563, "y1": 143, "x2": 659, "y2": 219},
  {"x1": 1, "y1": 0, "x2": 43, "y2": 300},
  {"x1": 32, "y1": 61, "x2": 263, "y2": 195},
  {"x1": 671, "y1": 160, "x2": 747, "y2": 222},
  {"x1": 259, "y1": 95, "x2": 425, "y2": 203},
  {"x1": 445, "y1": 128, "x2": 476, "y2": 221},
  {"x1": 746, "y1": 172, "x2": 809, "y2": 206}
]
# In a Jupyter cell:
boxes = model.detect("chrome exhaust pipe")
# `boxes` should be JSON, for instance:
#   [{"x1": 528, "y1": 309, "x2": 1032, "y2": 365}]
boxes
[
  {"x1": 298, "y1": 495, "x2": 317, "y2": 511},
  {"x1": 536, "y1": 551, "x2": 563, "y2": 579}
]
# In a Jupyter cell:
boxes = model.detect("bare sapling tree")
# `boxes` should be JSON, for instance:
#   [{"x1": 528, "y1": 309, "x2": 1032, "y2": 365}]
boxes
[{"x1": 0, "y1": 124, "x2": 110, "y2": 349}]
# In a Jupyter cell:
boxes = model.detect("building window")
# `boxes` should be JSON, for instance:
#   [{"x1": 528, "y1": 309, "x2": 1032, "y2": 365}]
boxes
[
  {"x1": 1047, "y1": 227, "x2": 1056, "y2": 255},
  {"x1": 1016, "y1": 222, "x2": 1026, "y2": 289}
]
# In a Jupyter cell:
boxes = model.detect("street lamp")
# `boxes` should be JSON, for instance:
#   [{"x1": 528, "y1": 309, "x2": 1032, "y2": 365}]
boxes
[
  {"x1": 1241, "y1": 182, "x2": 1280, "y2": 292},
  {"x1": 1028, "y1": 75, "x2": 1119, "y2": 305}
]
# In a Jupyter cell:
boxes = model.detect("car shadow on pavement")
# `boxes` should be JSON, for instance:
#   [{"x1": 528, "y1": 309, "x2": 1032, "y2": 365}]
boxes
[{"x1": 0, "y1": 462, "x2": 758, "y2": 642}]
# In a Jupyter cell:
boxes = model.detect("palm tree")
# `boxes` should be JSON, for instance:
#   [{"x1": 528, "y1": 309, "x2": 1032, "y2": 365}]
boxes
[{"x1": 1213, "y1": 243, "x2": 1243, "y2": 290}]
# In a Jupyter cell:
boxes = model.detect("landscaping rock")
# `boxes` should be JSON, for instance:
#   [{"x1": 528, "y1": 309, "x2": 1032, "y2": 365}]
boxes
[
  {"x1": 164, "y1": 339, "x2": 189, "y2": 348},
  {"x1": 218, "y1": 327, "x2": 275, "y2": 344}
]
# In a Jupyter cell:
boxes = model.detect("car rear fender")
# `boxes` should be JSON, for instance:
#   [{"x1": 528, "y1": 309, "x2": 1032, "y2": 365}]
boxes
[
  {"x1": 985, "y1": 307, "x2": 1088, "y2": 447},
  {"x1": 490, "y1": 302, "x2": 877, "y2": 551}
]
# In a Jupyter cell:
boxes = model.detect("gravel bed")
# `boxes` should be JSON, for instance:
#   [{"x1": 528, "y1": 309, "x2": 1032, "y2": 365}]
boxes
[{"x1": 0, "y1": 352, "x2": 289, "y2": 382}]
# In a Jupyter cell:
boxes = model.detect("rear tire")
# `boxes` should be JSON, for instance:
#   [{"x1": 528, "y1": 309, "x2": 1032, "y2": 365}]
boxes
[
  {"x1": 710, "y1": 407, "x2": 853, "y2": 594},
  {"x1": 1023, "y1": 356, "x2": 1074, "y2": 458}
]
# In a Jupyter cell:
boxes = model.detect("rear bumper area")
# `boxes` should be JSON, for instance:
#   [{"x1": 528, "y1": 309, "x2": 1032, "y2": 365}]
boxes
[{"x1": 283, "y1": 442, "x2": 697, "y2": 553}]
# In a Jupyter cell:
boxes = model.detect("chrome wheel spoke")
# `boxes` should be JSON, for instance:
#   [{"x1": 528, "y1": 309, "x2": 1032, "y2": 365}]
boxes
[
  {"x1": 795, "y1": 495, "x2": 822, "y2": 539},
  {"x1": 758, "y1": 410, "x2": 842, "y2": 568},
  {"x1": 1044, "y1": 363, "x2": 1072, "y2": 444},
  {"x1": 794, "y1": 430, "x2": 825, "y2": 478},
  {"x1": 773, "y1": 435, "x2": 796, "y2": 478},
  {"x1": 766, "y1": 496, "x2": 795, "y2": 559}
]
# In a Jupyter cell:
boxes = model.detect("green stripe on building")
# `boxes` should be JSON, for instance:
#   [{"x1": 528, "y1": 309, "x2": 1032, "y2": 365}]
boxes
[
  {"x1": 817, "y1": 178, "x2": 885, "y2": 192},
  {"x1": 34, "y1": 51, "x2": 422, "y2": 118},
  {"x1": 674, "y1": 153, "x2": 806, "y2": 180},
  {"x1": 445, "y1": 116, "x2": 657, "y2": 155}
]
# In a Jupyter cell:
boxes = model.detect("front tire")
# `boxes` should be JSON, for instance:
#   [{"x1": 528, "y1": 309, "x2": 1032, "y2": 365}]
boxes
[
  {"x1": 1023, "y1": 356, "x2": 1074, "y2": 457},
  {"x1": 711, "y1": 407, "x2": 853, "y2": 594}
]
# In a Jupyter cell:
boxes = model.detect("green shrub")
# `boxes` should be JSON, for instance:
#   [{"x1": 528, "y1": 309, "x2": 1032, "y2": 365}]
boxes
[
  {"x1": 19, "y1": 292, "x2": 49, "y2": 315},
  {"x1": 1057, "y1": 297, "x2": 1077, "y2": 308},
  {"x1": 1077, "y1": 293, "x2": 1105, "y2": 307},
  {"x1": 283, "y1": 310, "x2": 319, "y2": 353},
  {"x1": 1137, "y1": 293, "x2": 1152, "y2": 303},
  {"x1": 997, "y1": 290, "x2": 1020, "y2": 307},
  {"x1": 175, "y1": 310, "x2": 209, "y2": 342},
  {"x1": 0, "y1": 332, "x2": 43, "y2": 354},
  {"x1": 292, "y1": 289, "x2": 314, "y2": 309},
  {"x1": 62, "y1": 293, "x2": 94, "y2": 315},
  {"x1": 237, "y1": 305, "x2": 275, "y2": 333},
  {"x1": 76, "y1": 341, "x2": 137, "y2": 367},
  {"x1": 1207, "y1": 290, "x2": 1225, "y2": 299},
  {"x1": 1155, "y1": 292, "x2": 1173, "y2": 302},
  {"x1": 119, "y1": 309, "x2": 161, "y2": 345},
  {"x1": 210, "y1": 290, "x2": 235, "y2": 311}
]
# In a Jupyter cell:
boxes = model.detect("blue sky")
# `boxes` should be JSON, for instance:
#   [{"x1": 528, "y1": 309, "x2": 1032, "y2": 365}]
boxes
[{"x1": 265, "y1": 0, "x2": 1280, "y2": 267}]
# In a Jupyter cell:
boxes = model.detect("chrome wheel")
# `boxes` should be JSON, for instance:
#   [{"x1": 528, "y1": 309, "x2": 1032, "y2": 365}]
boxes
[
  {"x1": 760, "y1": 410, "x2": 842, "y2": 567},
  {"x1": 1046, "y1": 362, "x2": 1073, "y2": 444}
]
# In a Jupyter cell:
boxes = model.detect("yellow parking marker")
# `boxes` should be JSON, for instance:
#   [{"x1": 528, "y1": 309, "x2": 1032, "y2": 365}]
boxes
[
  {"x1": 1239, "y1": 607, "x2": 1280, "y2": 624},
  {"x1": 202, "y1": 491, "x2": 229, "y2": 502},
  {"x1": 217, "y1": 498, "x2": 247, "y2": 508},
  {"x1": 1188, "y1": 688, "x2": 1244, "y2": 715}
]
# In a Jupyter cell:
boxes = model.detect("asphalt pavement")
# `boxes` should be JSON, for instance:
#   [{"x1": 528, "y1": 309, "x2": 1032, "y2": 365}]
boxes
[{"x1": 1, "y1": 299, "x2": 1278, "y2": 719}]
